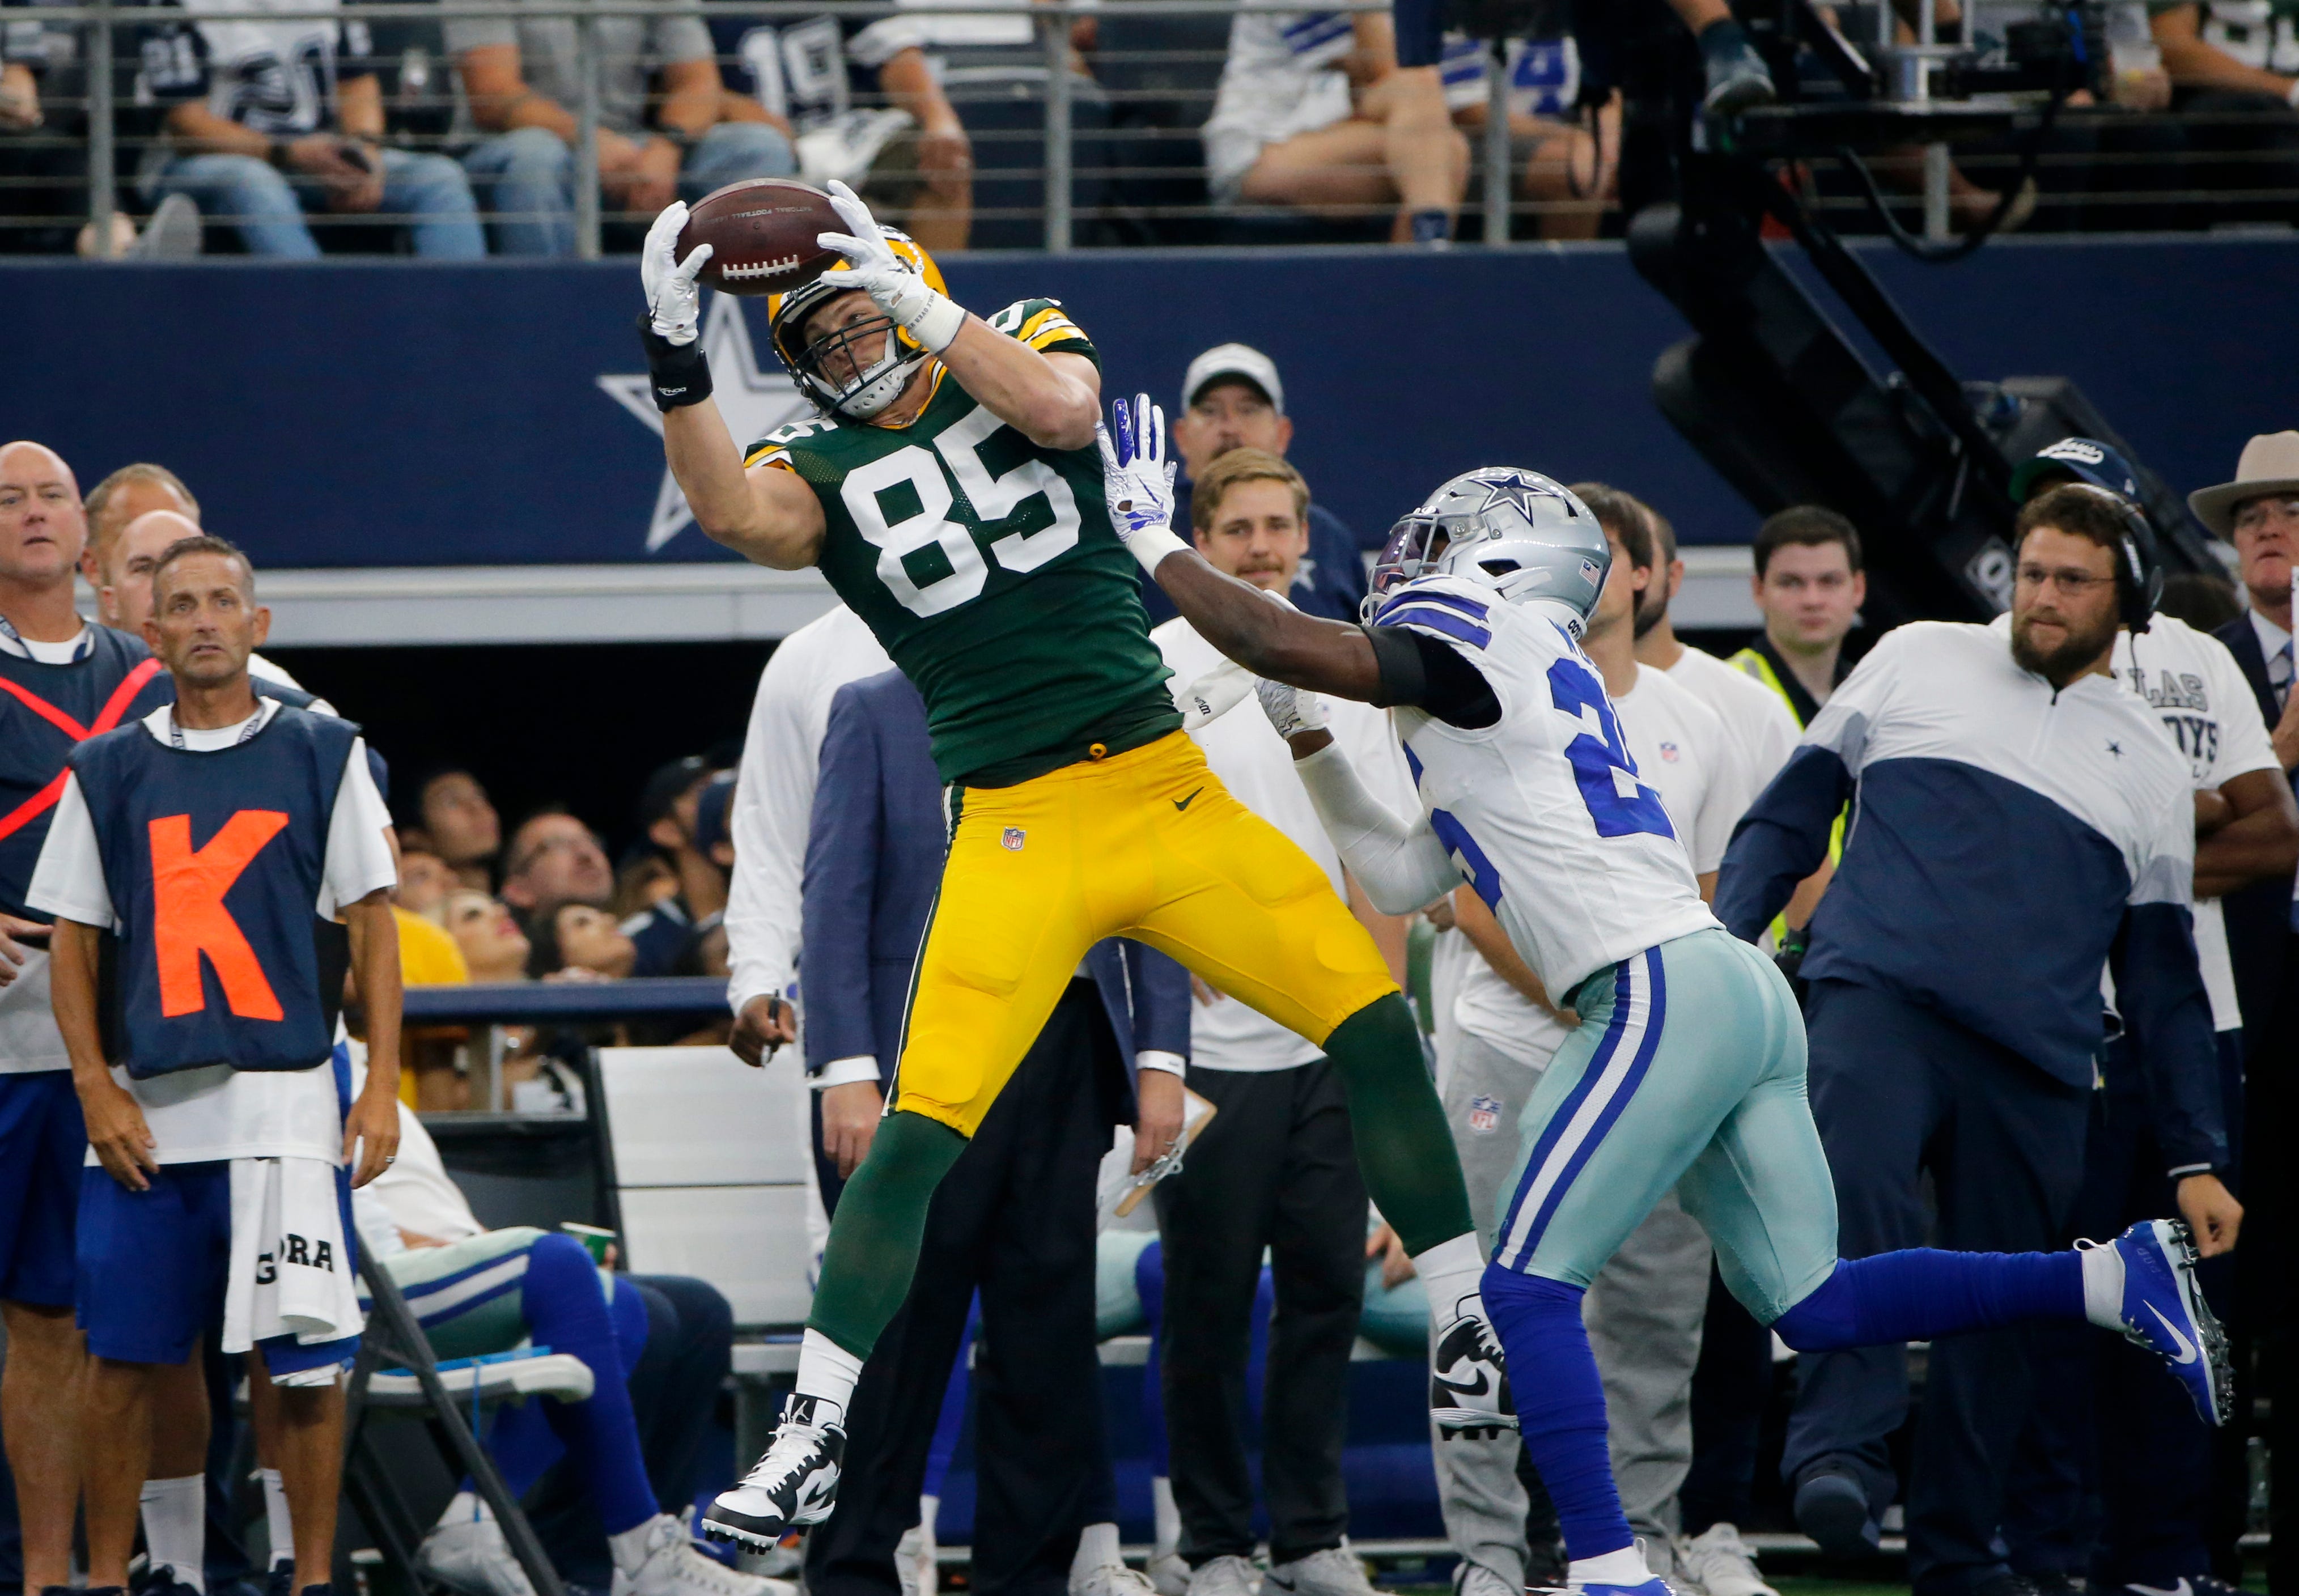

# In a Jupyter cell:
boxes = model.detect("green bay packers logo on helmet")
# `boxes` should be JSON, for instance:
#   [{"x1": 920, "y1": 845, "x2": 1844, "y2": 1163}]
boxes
[{"x1": 768, "y1": 230, "x2": 948, "y2": 421}]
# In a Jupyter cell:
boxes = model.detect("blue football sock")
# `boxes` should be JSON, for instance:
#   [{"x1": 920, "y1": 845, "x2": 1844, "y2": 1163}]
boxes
[
  {"x1": 1771, "y1": 1250, "x2": 2086, "y2": 1352},
  {"x1": 520, "y1": 1232, "x2": 659, "y2": 1535},
  {"x1": 1479, "y1": 1263, "x2": 1633, "y2": 1562}
]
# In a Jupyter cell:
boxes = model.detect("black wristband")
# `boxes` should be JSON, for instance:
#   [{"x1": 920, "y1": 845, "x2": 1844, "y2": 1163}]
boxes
[{"x1": 636, "y1": 314, "x2": 713, "y2": 412}]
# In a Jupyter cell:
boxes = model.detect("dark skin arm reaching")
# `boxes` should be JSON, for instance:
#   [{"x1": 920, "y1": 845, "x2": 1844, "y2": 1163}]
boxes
[{"x1": 1155, "y1": 551, "x2": 1386, "y2": 699}]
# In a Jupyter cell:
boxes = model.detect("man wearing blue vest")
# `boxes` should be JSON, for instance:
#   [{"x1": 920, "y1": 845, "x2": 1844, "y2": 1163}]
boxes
[
  {"x1": 28, "y1": 534, "x2": 404, "y2": 1596},
  {"x1": 0, "y1": 439, "x2": 175, "y2": 1596}
]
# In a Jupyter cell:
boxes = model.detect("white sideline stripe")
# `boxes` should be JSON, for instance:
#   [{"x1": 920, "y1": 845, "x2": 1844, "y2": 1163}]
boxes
[
  {"x1": 1495, "y1": 949, "x2": 1655, "y2": 1271},
  {"x1": 398, "y1": 1255, "x2": 531, "y2": 1322}
]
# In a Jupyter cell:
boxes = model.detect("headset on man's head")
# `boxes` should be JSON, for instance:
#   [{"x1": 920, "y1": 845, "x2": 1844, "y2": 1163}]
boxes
[{"x1": 2059, "y1": 482, "x2": 2164, "y2": 634}]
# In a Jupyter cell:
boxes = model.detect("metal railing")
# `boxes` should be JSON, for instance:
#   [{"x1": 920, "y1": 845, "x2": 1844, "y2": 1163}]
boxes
[{"x1": 2, "y1": 0, "x2": 2296, "y2": 258}]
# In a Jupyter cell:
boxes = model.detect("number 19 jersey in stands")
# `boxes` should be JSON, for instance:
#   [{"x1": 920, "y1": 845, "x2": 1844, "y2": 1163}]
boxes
[
  {"x1": 745, "y1": 300, "x2": 1180, "y2": 789},
  {"x1": 1377, "y1": 573, "x2": 1720, "y2": 999}
]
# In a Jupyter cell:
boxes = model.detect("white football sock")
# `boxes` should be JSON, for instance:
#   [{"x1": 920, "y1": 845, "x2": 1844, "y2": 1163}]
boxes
[
  {"x1": 2080, "y1": 1240, "x2": 2128, "y2": 1329},
  {"x1": 918, "y1": 1495, "x2": 939, "y2": 1545},
  {"x1": 1071, "y1": 1522, "x2": 1121, "y2": 1579},
  {"x1": 260, "y1": 1467, "x2": 295, "y2": 1570},
  {"x1": 1151, "y1": 1477, "x2": 1180, "y2": 1559},
  {"x1": 608, "y1": 1514, "x2": 674, "y2": 1576},
  {"x1": 1411, "y1": 1233, "x2": 1486, "y2": 1323},
  {"x1": 793, "y1": 1328, "x2": 862, "y2": 1421},
  {"x1": 434, "y1": 1489, "x2": 493, "y2": 1530},
  {"x1": 1567, "y1": 1546, "x2": 1649, "y2": 1588},
  {"x1": 139, "y1": 1475, "x2": 206, "y2": 1591}
]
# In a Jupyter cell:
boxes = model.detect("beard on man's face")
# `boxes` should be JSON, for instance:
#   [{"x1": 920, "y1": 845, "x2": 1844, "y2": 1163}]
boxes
[
  {"x1": 2010, "y1": 606, "x2": 2117, "y2": 681},
  {"x1": 1632, "y1": 581, "x2": 1668, "y2": 640}
]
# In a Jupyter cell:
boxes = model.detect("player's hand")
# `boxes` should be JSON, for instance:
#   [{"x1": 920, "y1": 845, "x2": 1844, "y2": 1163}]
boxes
[
  {"x1": 2178, "y1": 1171, "x2": 2243, "y2": 1257},
  {"x1": 1367, "y1": 1221, "x2": 1416, "y2": 1290},
  {"x1": 80, "y1": 1076, "x2": 159, "y2": 1192},
  {"x1": 343, "y1": 1079, "x2": 402, "y2": 1189},
  {"x1": 731, "y1": 993, "x2": 795, "y2": 1067},
  {"x1": 1174, "y1": 658, "x2": 1253, "y2": 731},
  {"x1": 1097, "y1": 394, "x2": 1179, "y2": 544},
  {"x1": 0, "y1": 912, "x2": 48, "y2": 987},
  {"x1": 1255, "y1": 676, "x2": 1329, "y2": 744},
  {"x1": 642, "y1": 201, "x2": 711, "y2": 346},
  {"x1": 817, "y1": 178, "x2": 965, "y2": 353},
  {"x1": 1131, "y1": 1067, "x2": 1185, "y2": 1175},
  {"x1": 820, "y1": 1079, "x2": 884, "y2": 1178}
]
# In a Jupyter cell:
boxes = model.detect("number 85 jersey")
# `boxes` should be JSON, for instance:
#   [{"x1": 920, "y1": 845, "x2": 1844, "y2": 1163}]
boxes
[
  {"x1": 1380, "y1": 574, "x2": 1721, "y2": 997},
  {"x1": 745, "y1": 299, "x2": 1179, "y2": 790}
]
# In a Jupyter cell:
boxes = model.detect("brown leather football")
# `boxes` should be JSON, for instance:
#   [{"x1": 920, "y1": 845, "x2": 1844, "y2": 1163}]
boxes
[{"x1": 677, "y1": 179, "x2": 845, "y2": 298}]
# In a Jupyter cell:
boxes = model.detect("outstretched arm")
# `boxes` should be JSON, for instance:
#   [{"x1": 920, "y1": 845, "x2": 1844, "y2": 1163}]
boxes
[{"x1": 1259, "y1": 682, "x2": 1458, "y2": 913}]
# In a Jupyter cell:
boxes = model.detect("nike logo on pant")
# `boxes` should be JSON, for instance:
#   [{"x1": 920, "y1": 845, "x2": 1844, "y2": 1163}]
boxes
[{"x1": 1174, "y1": 787, "x2": 1203, "y2": 811}]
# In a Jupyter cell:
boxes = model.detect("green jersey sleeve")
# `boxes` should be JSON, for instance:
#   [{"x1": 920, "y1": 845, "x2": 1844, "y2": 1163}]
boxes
[{"x1": 983, "y1": 299, "x2": 1100, "y2": 366}]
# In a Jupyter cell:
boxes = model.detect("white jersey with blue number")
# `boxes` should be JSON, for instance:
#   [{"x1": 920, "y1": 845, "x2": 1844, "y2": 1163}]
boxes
[{"x1": 1378, "y1": 574, "x2": 1721, "y2": 996}]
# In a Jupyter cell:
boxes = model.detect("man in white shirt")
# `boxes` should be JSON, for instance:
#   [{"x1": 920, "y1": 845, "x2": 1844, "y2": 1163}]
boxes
[
  {"x1": 1148, "y1": 451, "x2": 1411, "y2": 1596},
  {"x1": 1429, "y1": 484, "x2": 1761, "y2": 1596},
  {"x1": 31, "y1": 534, "x2": 401, "y2": 1596}
]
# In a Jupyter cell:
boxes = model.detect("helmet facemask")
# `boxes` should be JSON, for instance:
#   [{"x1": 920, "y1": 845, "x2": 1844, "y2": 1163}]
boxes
[{"x1": 781, "y1": 293, "x2": 930, "y2": 421}]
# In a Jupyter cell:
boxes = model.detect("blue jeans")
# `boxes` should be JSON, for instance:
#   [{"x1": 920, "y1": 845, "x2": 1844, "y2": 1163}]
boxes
[
  {"x1": 149, "y1": 147, "x2": 486, "y2": 258},
  {"x1": 460, "y1": 121, "x2": 798, "y2": 257}
]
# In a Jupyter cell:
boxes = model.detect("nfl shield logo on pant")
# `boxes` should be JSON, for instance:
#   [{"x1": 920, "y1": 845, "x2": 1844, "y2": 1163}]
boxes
[
  {"x1": 1002, "y1": 827, "x2": 1027, "y2": 851},
  {"x1": 1467, "y1": 1094, "x2": 1502, "y2": 1134}
]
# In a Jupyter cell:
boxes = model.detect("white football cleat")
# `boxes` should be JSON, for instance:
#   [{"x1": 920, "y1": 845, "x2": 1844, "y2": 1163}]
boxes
[
  {"x1": 702, "y1": 1395, "x2": 846, "y2": 1549},
  {"x1": 417, "y1": 1513, "x2": 538, "y2": 1596},
  {"x1": 1430, "y1": 1296, "x2": 1517, "y2": 1438},
  {"x1": 614, "y1": 1513, "x2": 795, "y2": 1596},
  {"x1": 1678, "y1": 1525, "x2": 1777, "y2": 1596}
]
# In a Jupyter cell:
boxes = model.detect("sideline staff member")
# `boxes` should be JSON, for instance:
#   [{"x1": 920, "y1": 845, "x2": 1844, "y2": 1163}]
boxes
[{"x1": 31, "y1": 534, "x2": 402, "y2": 1596}]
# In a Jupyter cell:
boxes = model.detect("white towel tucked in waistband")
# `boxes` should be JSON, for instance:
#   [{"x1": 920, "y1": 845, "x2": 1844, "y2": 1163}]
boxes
[{"x1": 223, "y1": 1156, "x2": 364, "y2": 1356}]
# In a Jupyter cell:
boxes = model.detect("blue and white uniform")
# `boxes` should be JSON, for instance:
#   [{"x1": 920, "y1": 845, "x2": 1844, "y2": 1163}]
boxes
[{"x1": 1363, "y1": 574, "x2": 1836, "y2": 1313}]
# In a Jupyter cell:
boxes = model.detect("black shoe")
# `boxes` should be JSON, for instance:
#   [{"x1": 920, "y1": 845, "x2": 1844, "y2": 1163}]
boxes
[
  {"x1": 1791, "y1": 1465, "x2": 1880, "y2": 1558},
  {"x1": 1524, "y1": 1539, "x2": 1568, "y2": 1591},
  {"x1": 1699, "y1": 19, "x2": 1777, "y2": 115},
  {"x1": 1970, "y1": 1576, "x2": 2043, "y2": 1596},
  {"x1": 2121, "y1": 1576, "x2": 2247, "y2": 1596},
  {"x1": 267, "y1": 1565, "x2": 294, "y2": 1596},
  {"x1": 2021, "y1": 1572, "x2": 2083, "y2": 1596},
  {"x1": 701, "y1": 1394, "x2": 846, "y2": 1548},
  {"x1": 136, "y1": 1567, "x2": 205, "y2": 1596}
]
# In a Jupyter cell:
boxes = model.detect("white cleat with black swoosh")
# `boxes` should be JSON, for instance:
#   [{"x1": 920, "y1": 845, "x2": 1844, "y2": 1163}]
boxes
[
  {"x1": 1430, "y1": 1295, "x2": 1517, "y2": 1438},
  {"x1": 2091, "y1": 1219, "x2": 2232, "y2": 1426}
]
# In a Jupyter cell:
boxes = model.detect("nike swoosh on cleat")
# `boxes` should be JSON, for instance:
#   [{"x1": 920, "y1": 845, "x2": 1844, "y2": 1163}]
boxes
[
  {"x1": 2128, "y1": 1581, "x2": 2193, "y2": 1596},
  {"x1": 1433, "y1": 1370, "x2": 1491, "y2": 1399},
  {"x1": 2146, "y1": 1301, "x2": 2200, "y2": 1364},
  {"x1": 1174, "y1": 787, "x2": 1203, "y2": 811}
]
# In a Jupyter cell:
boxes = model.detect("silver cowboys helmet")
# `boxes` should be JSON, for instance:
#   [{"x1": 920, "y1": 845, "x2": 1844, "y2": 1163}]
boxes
[{"x1": 1364, "y1": 468, "x2": 1610, "y2": 625}]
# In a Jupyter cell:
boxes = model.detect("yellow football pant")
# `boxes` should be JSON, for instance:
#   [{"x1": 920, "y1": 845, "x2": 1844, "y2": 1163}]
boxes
[{"x1": 893, "y1": 730, "x2": 1399, "y2": 1135}]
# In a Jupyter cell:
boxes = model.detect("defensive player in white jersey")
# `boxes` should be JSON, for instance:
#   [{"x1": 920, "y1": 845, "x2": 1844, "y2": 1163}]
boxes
[{"x1": 1093, "y1": 401, "x2": 2232, "y2": 1596}]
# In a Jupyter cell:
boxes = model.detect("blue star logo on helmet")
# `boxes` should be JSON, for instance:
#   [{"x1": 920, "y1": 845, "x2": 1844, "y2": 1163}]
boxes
[{"x1": 1472, "y1": 472, "x2": 1566, "y2": 524}]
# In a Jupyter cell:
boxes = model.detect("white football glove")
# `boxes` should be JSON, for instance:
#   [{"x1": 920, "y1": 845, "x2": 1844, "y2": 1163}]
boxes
[
  {"x1": 641, "y1": 202, "x2": 711, "y2": 346},
  {"x1": 816, "y1": 178, "x2": 966, "y2": 354},
  {"x1": 1096, "y1": 393, "x2": 1189, "y2": 575},
  {"x1": 1174, "y1": 658, "x2": 1253, "y2": 731},
  {"x1": 1256, "y1": 676, "x2": 1329, "y2": 742}
]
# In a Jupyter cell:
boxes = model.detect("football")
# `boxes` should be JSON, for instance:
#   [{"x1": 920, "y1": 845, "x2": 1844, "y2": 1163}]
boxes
[{"x1": 678, "y1": 179, "x2": 845, "y2": 298}]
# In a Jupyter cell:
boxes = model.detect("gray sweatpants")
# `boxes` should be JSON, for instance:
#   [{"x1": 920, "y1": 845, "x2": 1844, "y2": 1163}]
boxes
[{"x1": 1430, "y1": 1026, "x2": 1712, "y2": 1580}]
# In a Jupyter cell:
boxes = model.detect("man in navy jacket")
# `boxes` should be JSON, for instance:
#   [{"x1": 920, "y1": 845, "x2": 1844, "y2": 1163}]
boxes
[{"x1": 798, "y1": 666, "x2": 1191, "y2": 1596}]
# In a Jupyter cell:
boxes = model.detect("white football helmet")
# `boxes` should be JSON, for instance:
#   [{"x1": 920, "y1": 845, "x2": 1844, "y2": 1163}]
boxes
[{"x1": 1364, "y1": 468, "x2": 1610, "y2": 625}]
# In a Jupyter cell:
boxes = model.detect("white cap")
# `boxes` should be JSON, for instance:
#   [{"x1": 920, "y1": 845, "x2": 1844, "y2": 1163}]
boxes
[{"x1": 1180, "y1": 343, "x2": 1285, "y2": 417}]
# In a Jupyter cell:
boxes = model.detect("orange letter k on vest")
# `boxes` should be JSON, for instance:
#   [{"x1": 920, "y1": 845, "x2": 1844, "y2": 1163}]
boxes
[{"x1": 149, "y1": 810, "x2": 291, "y2": 1021}]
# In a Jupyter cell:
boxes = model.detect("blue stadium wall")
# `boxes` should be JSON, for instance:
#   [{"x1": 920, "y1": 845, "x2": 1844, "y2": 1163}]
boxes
[{"x1": 8, "y1": 232, "x2": 2296, "y2": 570}]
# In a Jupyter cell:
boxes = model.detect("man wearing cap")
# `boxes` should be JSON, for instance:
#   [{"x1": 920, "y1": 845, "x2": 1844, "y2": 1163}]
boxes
[
  {"x1": 2000, "y1": 440, "x2": 2297, "y2": 1596},
  {"x1": 1140, "y1": 345, "x2": 1366, "y2": 627},
  {"x1": 2189, "y1": 432, "x2": 2299, "y2": 1591}
]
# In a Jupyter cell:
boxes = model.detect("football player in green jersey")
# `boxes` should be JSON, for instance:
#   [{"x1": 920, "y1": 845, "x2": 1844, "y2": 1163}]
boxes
[{"x1": 634, "y1": 184, "x2": 1501, "y2": 1550}]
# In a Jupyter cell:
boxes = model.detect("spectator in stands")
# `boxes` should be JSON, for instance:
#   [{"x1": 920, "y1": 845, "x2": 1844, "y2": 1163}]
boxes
[
  {"x1": 1716, "y1": 485, "x2": 2238, "y2": 1587},
  {"x1": 81, "y1": 462, "x2": 197, "y2": 588},
  {"x1": 1153, "y1": 345, "x2": 1364, "y2": 626},
  {"x1": 529, "y1": 901, "x2": 639, "y2": 980},
  {"x1": 1732, "y1": 507, "x2": 1866, "y2": 727},
  {"x1": 0, "y1": 16, "x2": 203, "y2": 256},
  {"x1": 1144, "y1": 448, "x2": 1402, "y2": 1596},
  {"x1": 2190, "y1": 432, "x2": 2299, "y2": 1587},
  {"x1": 418, "y1": 769, "x2": 502, "y2": 890},
  {"x1": 447, "y1": 888, "x2": 533, "y2": 981},
  {"x1": 621, "y1": 755, "x2": 726, "y2": 977},
  {"x1": 343, "y1": 1085, "x2": 779, "y2": 1596},
  {"x1": 795, "y1": 663, "x2": 1184, "y2": 1596},
  {"x1": 129, "y1": 0, "x2": 485, "y2": 257},
  {"x1": 2148, "y1": 0, "x2": 2299, "y2": 228},
  {"x1": 703, "y1": 6, "x2": 973, "y2": 253},
  {"x1": 502, "y1": 809, "x2": 614, "y2": 922},
  {"x1": 1200, "y1": 6, "x2": 1466, "y2": 243},
  {"x1": 1437, "y1": 36, "x2": 1617, "y2": 238},
  {"x1": 449, "y1": 0, "x2": 795, "y2": 256},
  {"x1": 95, "y1": 508, "x2": 315, "y2": 693},
  {"x1": 397, "y1": 846, "x2": 459, "y2": 918}
]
